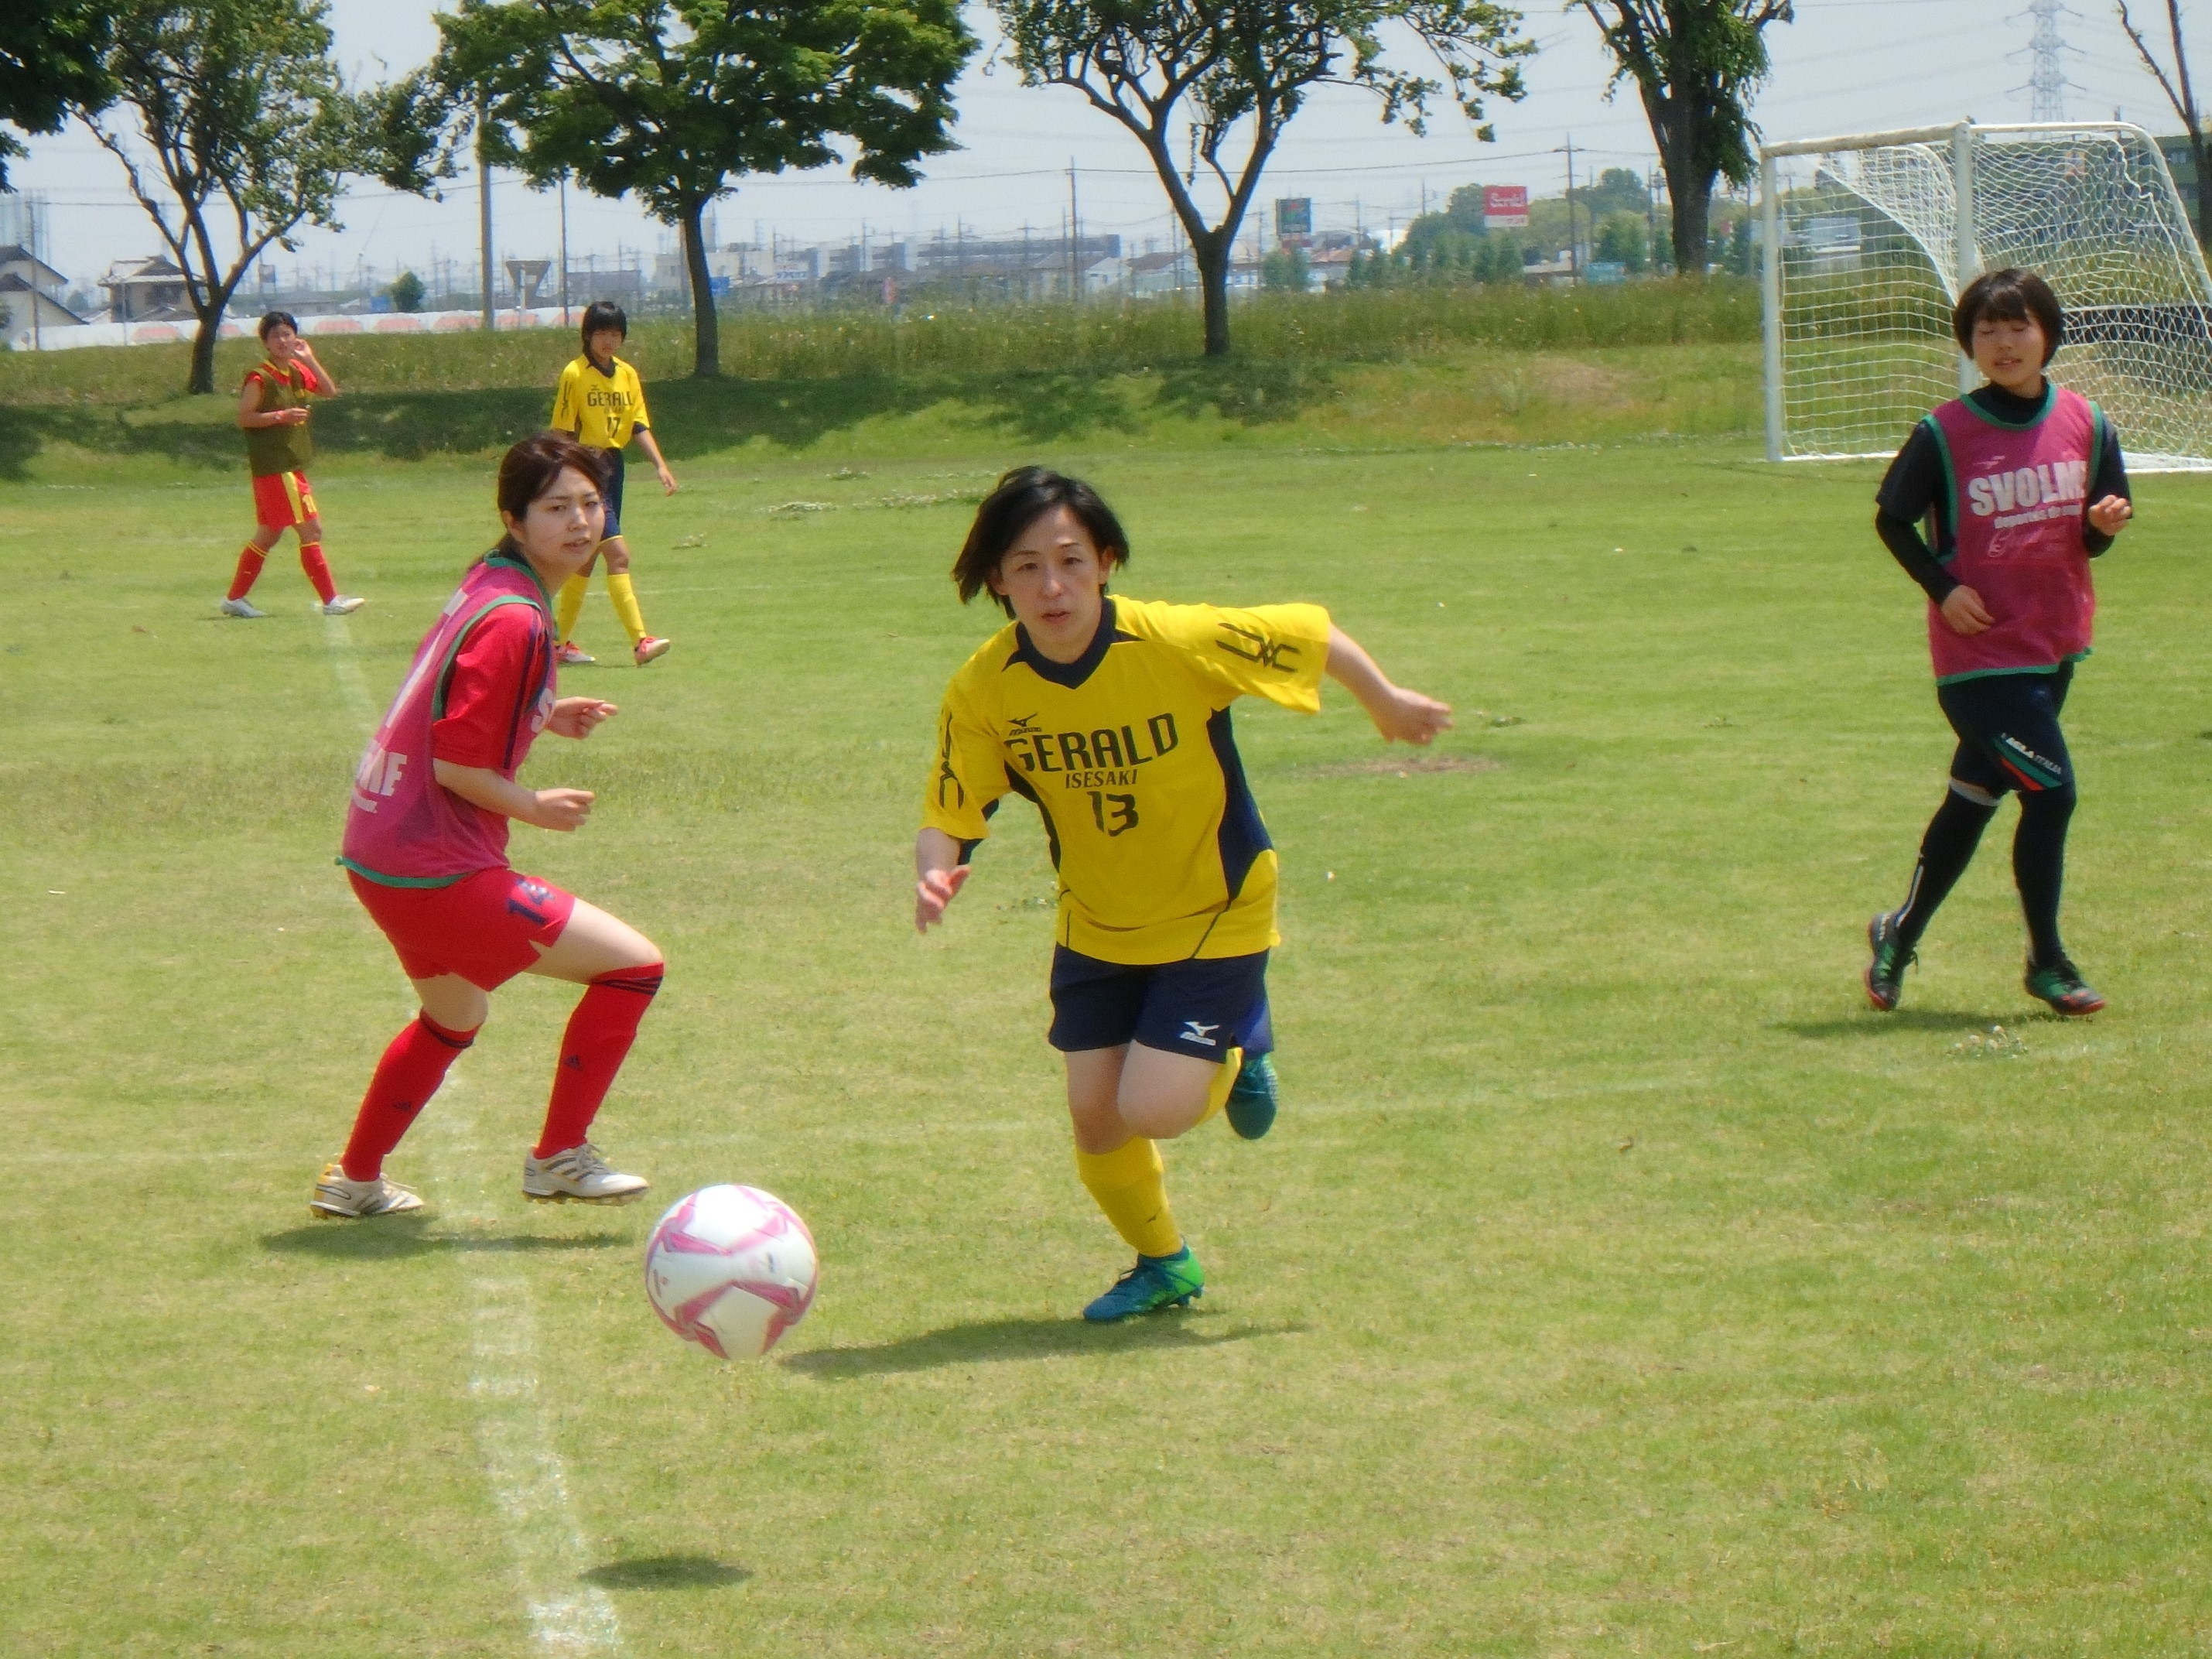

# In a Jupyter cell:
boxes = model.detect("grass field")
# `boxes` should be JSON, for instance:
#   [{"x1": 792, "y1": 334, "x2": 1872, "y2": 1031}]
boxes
[{"x1": 5, "y1": 348, "x2": 2212, "y2": 1656}]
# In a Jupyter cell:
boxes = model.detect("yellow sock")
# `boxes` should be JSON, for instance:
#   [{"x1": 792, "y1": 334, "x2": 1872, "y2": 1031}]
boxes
[
  {"x1": 555, "y1": 573, "x2": 588, "y2": 643},
  {"x1": 1195, "y1": 1046, "x2": 1243, "y2": 1127},
  {"x1": 605, "y1": 570, "x2": 648, "y2": 645},
  {"x1": 1074, "y1": 1137, "x2": 1181, "y2": 1258}
]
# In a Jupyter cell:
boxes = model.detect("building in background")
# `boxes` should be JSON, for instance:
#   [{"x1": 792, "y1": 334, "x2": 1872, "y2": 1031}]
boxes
[
  {"x1": 0, "y1": 245, "x2": 84, "y2": 347},
  {"x1": 101, "y1": 256, "x2": 193, "y2": 323}
]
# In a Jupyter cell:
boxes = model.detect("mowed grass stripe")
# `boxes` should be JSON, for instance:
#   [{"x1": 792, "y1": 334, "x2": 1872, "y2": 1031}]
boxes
[{"x1": 2, "y1": 407, "x2": 2210, "y2": 1654}]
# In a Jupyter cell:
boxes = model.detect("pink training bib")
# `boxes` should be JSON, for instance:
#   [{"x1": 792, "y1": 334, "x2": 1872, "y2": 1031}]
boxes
[
  {"x1": 340, "y1": 553, "x2": 554, "y2": 885},
  {"x1": 1925, "y1": 385, "x2": 2102, "y2": 682}
]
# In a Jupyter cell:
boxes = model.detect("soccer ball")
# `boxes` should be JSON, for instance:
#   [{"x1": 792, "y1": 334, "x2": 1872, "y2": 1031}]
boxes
[{"x1": 643, "y1": 1185, "x2": 819, "y2": 1360}]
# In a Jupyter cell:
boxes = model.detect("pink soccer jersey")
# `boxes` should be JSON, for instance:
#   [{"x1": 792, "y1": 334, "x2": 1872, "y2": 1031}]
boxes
[{"x1": 1922, "y1": 386, "x2": 2104, "y2": 682}]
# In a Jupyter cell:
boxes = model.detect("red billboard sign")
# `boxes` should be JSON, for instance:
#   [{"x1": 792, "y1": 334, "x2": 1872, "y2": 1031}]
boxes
[{"x1": 1483, "y1": 186, "x2": 1530, "y2": 229}]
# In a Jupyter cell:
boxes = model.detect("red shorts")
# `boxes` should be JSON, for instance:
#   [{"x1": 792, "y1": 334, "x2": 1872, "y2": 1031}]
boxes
[
  {"x1": 350, "y1": 867, "x2": 578, "y2": 990},
  {"x1": 251, "y1": 470, "x2": 318, "y2": 529}
]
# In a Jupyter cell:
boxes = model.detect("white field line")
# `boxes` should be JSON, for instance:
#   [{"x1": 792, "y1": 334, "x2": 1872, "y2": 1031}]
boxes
[{"x1": 321, "y1": 607, "x2": 625, "y2": 1657}]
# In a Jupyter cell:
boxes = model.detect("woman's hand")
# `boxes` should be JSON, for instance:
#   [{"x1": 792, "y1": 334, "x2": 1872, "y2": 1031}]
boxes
[
  {"x1": 1939, "y1": 584, "x2": 1994, "y2": 636},
  {"x1": 525, "y1": 788, "x2": 596, "y2": 831},
  {"x1": 1366, "y1": 685, "x2": 1454, "y2": 746},
  {"x1": 915, "y1": 866, "x2": 969, "y2": 933},
  {"x1": 547, "y1": 696, "x2": 617, "y2": 739},
  {"x1": 655, "y1": 462, "x2": 679, "y2": 496},
  {"x1": 2087, "y1": 494, "x2": 2132, "y2": 537}
]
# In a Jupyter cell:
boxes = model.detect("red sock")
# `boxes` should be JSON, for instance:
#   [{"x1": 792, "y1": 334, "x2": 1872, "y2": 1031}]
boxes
[
  {"x1": 340, "y1": 1014, "x2": 477, "y2": 1181},
  {"x1": 299, "y1": 542, "x2": 337, "y2": 604},
  {"x1": 227, "y1": 545, "x2": 267, "y2": 600},
  {"x1": 533, "y1": 964, "x2": 664, "y2": 1158}
]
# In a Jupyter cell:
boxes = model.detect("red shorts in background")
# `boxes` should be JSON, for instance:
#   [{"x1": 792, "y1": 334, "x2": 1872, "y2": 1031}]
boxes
[
  {"x1": 350, "y1": 867, "x2": 578, "y2": 989},
  {"x1": 251, "y1": 470, "x2": 319, "y2": 529}
]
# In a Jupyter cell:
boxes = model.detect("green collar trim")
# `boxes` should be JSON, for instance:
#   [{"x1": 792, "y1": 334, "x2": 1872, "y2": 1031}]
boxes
[
  {"x1": 1958, "y1": 380, "x2": 2057, "y2": 430},
  {"x1": 484, "y1": 550, "x2": 551, "y2": 606}
]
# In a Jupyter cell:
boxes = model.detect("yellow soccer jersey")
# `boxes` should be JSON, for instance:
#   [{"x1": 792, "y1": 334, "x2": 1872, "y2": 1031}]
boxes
[
  {"x1": 551, "y1": 354, "x2": 650, "y2": 450},
  {"x1": 924, "y1": 595, "x2": 1332, "y2": 964}
]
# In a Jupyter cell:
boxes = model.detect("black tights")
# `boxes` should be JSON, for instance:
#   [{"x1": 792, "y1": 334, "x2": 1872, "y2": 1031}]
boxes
[{"x1": 1893, "y1": 784, "x2": 2076, "y2": 966}]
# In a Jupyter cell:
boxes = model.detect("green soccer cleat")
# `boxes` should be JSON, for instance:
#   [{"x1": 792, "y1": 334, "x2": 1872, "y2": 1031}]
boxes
[
  {"x1": 1865, "y1": 912, "x2": 1916, "y2": 1011},
  {"x1": 2024, "y1": 956, "x2": 2106, "y2": 1017},
  {"x1": 1225, "y1": 1051, "x2": 1279, "y2": 1141},
  {"x1": 1082, "y1": 1245, "x2": 1205, "y2": 1323}
]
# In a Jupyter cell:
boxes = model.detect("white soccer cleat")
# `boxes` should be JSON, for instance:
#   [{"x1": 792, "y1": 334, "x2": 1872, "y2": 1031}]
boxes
[
  {"x1": 309, "y1": 1161, "x2": 426, "y2": 1219},
  {"x1": 523, "y1": 1141, "x2": 651, "y2": 1204},
  {"x1": 219, "y1": 597, "x2": 268, "y2": 618},
  {"x1": 320, "y1": 595, "x2": 367, "y2": 616}
]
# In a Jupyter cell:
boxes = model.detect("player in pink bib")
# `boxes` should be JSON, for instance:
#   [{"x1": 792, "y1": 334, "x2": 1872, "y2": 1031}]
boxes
[
  {"x1": 1864, "y1": 269, "x2": 2132, "y2": 1017},
  {"x1": 314, "y1": 432, "x2": 668, "y2": 1219}
]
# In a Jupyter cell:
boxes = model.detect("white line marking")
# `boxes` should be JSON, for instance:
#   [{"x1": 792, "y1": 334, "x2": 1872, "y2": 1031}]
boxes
[{"x1": 321, "y1": 607, "x2": 626, "y2": 1657}]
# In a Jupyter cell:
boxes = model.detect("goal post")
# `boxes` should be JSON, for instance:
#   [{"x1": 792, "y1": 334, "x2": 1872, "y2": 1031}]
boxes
[{"x1": 1759, "y1": 121, "x2": 2212, "y2": 471}]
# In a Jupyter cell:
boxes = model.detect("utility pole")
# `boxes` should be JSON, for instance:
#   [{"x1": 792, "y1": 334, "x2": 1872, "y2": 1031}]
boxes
[
  {"x1": 1557, "y1": 135, "x2": 1580, "y2": 281},
  {"x1": 558, "y1": 176, "x2": 570, "y2": 325},
  {"x1": 477, "y1": 97, "x2": 494, "y2": 330},
  {"x1": 1068, "y1": 159, "x2": 1080, "y2": 301}
]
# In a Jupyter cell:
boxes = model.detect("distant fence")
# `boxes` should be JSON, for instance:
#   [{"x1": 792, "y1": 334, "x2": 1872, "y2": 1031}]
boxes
[{"x1": 32, "y1": 306, "x2": 586, "y2": 352}]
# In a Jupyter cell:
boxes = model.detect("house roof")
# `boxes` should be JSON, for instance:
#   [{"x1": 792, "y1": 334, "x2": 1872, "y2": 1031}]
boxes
[
  {"x1": 0, "y1": 245, "x2": 67, "y2": 283},
  {"x1": 0, "y1": 273, "x2": 87, "y2": 322},
  {"x1": 104, "y1": 255, "x2": 186, "y2": 283}
]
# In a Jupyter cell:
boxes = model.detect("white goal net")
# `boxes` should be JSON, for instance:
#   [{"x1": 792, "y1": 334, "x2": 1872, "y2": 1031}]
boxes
[{"x1": 1759, "y1": 121, "x2": 2212, "y2": 471}]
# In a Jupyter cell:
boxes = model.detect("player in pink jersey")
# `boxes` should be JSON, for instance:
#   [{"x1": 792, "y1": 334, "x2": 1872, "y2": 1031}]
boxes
[
  {"x1": 313, "y1": 432, "x2": 667, "y2": 1218},
  {"x1": 1864, "y1": 269, "x2": 2132, "y2": 1017}
]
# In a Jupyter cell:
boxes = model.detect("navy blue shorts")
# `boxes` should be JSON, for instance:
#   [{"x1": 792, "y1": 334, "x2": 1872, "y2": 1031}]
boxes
[
  {"x1": 1047, "y1": 947, "x2": 1274, "y2": 1063},
  {"x1": 1936, "y1": 663, "x2": 2075, "y2": 799},
  {"x1": 593, "y1": 445, "x2": 625, "y2": 541}
]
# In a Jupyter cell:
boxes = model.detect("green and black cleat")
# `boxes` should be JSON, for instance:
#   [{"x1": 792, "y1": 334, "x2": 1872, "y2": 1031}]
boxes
[
  {"x1": 2025, "y1": 956, "x2": 2106, "y2": 1017},
  {"x1": 1865, "y1": 912, "x2": 1916, "y2": 1011}
]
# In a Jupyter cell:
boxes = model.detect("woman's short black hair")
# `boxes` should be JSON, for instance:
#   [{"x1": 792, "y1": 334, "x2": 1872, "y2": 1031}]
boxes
[
  {"x1": 1954, "y1": 268, "x2": 2064, "y2": 362},
  {"x1": 580, "y1": 299, "x2": 627, "y2": 347},
  {"x1": 953, "y1": 467, "x2": 1129, "y2": 616},
  {"x1": 257, "y1": 310, "x2": 299, "y2": 342}
]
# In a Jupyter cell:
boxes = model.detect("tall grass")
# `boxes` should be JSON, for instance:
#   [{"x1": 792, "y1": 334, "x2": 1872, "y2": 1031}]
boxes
[{"x1": 3, "y1": 279, "x2": 1759, "y2": 406}]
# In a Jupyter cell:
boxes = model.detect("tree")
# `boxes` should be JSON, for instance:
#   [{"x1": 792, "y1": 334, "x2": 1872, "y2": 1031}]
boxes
[
  {"x1": 997, "y1": 0, "x2": 1533, "y2": 356},
  {"x1": 1577, "y1": 1, "x2": 1791, "y2": 276},
  {"x1": 0, "y1": 0, "x2": 115, "y2": 190},
  {"x1": 1260, "y1": 246, "x2": 1311, "y2": 291},
  {"x1": 432, "y1": 0, "x2": 974, "y2": 378},
  {"x1": 2118, "y1": 1, "x2": 2212, "y2": 249},
  {"x1": 70, "y1": 0, "x2": 365, "y2": 394},
  {"x1": 1594, "y1": 210, "x2": 1647, "y2": 272},
  {"x1": 388, "y1": 269, "x2": 426, "y2": 312}
]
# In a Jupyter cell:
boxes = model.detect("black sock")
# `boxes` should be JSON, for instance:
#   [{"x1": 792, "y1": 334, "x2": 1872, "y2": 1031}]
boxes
[
  {"x1": 1894, "y1": 789, "x2": 1998, "y2": 947},
  {"x1": 2014, "y1": 785, "x2": 2077, "y2": 968}
]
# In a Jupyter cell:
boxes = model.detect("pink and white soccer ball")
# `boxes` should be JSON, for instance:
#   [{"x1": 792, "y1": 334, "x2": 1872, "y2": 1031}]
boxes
[{"x1": 644, "y1": 1185, "x2": 818, "y2": 1360}]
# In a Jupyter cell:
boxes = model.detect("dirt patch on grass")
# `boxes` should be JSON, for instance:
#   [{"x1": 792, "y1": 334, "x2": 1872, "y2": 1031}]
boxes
[{"x1": 1306, "y1": 754, "x2": 1501, "y2": 778}]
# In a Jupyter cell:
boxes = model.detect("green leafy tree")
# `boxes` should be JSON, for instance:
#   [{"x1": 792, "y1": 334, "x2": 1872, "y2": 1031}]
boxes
[
  {"x1": 70, "y1": 0, "x2": 367, "y2": 394},
  {"x1": 1577, "y1": 0, "x2": 1792, "y2": 275},
  {"x1": 1260, "y1": 246, "x2": 1311, "y2": 291},
  {"x1": 432, "y1": 0, "x2": 975, "y2": 378},
  {"x1": 388, "y1": 268, "x2": 426, "y2": 312},
  {"x1": 996, "y1": 0, "x2": 1533, "y2": 356},
  {"x1": 1, "y1": 0, "x2": 115, "y2": 189},
  {"x1": 1594, "y1": 210, "x2": 1647, "y2": 272}
]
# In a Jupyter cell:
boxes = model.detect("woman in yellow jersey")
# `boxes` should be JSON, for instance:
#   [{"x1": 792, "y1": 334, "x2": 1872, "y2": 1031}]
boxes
[
  {"x1": 549, "y1": 301, "x2": 679, "y2": 667},
  {"x1": 915, "y1": 467, "x2": 1452, "y2": 1322}
]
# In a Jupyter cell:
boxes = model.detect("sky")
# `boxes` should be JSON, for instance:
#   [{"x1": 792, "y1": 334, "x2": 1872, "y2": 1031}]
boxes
[{"x1": 6, "y1": 0, "x2": 2197, "y2": 296}]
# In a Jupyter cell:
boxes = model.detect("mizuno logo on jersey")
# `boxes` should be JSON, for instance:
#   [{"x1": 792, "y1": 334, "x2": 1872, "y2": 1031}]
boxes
[{"x1": 1179, "y1": 1021, "x2": 1220, "y2": 1046}]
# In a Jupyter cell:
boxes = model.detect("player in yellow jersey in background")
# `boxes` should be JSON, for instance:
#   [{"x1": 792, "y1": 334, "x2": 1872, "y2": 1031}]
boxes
[
  {"x1": 549, "y1": 301, "x2": 679, "y2": 666},
  {"x1": 915, "y1": 467, "x2": 1452, "y2": 1322}
]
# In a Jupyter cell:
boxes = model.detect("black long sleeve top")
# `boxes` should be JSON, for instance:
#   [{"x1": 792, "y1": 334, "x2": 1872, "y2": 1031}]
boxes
[{"x1": 1872, "y1": 381, "x2": 2130, "y2": 604}]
